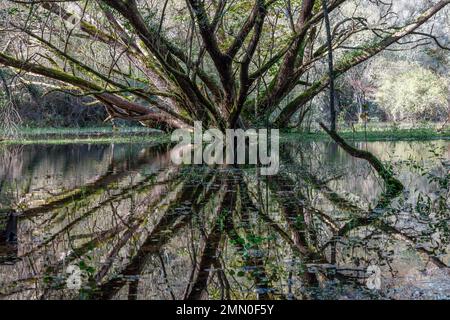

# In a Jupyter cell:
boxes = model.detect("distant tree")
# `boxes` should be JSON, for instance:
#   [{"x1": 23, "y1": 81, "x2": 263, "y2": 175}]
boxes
[{"x1": 0, "y1": 69, "x2": 21, "y2": 138}]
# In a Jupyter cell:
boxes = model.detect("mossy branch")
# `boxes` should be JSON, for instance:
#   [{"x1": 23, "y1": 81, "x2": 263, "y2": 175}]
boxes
[{"x1": 319, "y1": 122, "x2": 404, "y2": 197}]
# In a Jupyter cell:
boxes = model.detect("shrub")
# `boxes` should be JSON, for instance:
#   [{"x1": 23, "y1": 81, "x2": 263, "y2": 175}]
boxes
[{"x1": 375, "y1": 65, "x2": 449, "y2": 121}]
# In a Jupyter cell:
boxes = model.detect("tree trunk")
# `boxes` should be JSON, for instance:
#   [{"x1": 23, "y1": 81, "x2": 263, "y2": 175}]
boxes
[{"x1": 322, "y1": 0, "x2": 336, "y2": 131}]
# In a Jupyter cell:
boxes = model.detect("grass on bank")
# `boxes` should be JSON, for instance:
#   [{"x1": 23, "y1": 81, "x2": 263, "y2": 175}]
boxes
[
  {"x1": 0, "y1": 126, "x2": 169, "y2": 145},
  {"x1": 0, "y1": 135, "x2": 171, "y2": 145},
  {"x1": 283, "y1": 128, "x2": 450, "y2": 142},
  {"x1": 1, "y1": 123, "x2": 450, "y2": 145},
  {"x1": 285, "y1": 121, "x2": 450, "y2": 141},
  {"x1": 9, "y1": 126, "x2": 161, "y2": 136}
]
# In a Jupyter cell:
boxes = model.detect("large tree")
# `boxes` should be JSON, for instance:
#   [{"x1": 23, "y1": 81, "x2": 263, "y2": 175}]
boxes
[{"x1": 0, "y1": 0, "x2": 448, "y2": 130}]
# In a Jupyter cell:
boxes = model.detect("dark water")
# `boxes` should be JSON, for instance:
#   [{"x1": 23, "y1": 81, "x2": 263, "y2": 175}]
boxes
[{"x1": 0, "y1": 139, "x2": 449, "y2": 300}]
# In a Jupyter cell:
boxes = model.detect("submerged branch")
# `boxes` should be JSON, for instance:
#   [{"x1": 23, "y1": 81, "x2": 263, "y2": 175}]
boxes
[{"x1": 319, "y1": 122, "x2": 404, "y2": 199}]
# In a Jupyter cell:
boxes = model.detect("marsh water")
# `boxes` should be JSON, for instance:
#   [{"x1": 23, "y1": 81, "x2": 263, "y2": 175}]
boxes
[{"x1": 0, "y1": 137, "x2": 449, "y2": 300}]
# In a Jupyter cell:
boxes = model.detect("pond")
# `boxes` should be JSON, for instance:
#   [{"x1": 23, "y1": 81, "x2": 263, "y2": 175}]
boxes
[{"x1": 0, "y1": 138, "x2": 449, "y2": 300}]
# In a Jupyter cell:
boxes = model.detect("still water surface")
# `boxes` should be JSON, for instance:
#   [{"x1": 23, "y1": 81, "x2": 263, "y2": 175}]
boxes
[{"x1": 0, "y1": 139, "x2": 449, "y2": 299}]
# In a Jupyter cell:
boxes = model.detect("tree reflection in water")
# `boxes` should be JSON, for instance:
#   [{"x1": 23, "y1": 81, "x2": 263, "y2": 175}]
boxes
[{"x1": 0, "y1": 140, "x2": 449, "y2": 300}]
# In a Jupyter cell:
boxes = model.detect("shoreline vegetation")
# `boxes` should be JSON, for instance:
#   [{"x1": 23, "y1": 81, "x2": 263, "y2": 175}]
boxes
[{"x1": 0, "y1": 123, "x2": 449, "y2": 145}]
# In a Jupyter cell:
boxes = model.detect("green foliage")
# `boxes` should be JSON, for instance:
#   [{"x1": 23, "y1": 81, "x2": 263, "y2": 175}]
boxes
[{"x1": 375, "y1": 64, "x2": 449, "y2": 121}]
